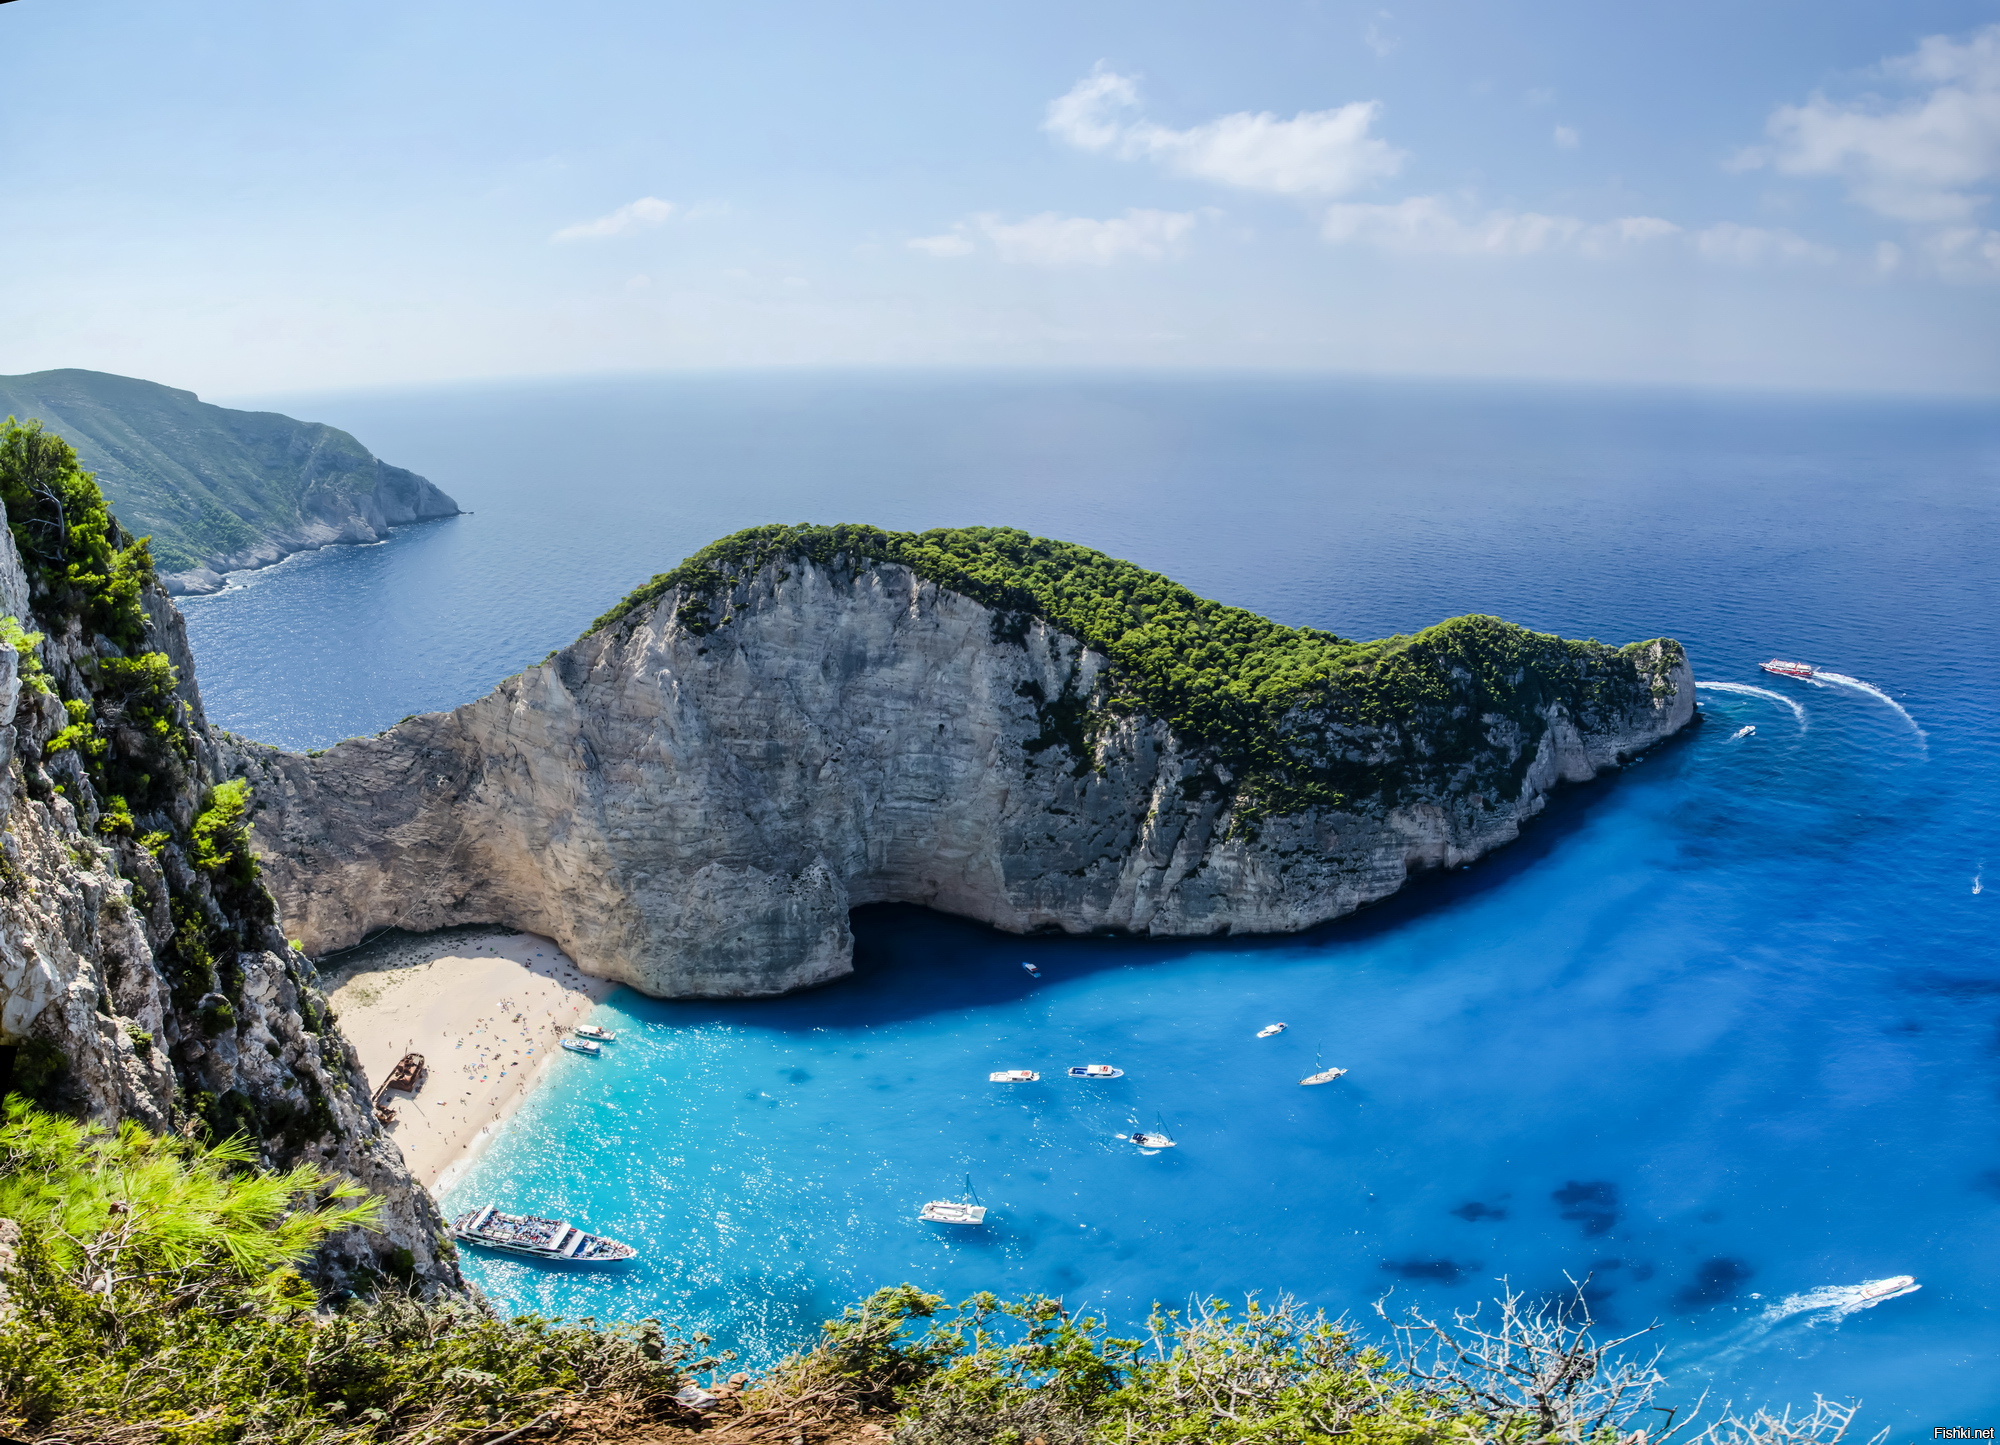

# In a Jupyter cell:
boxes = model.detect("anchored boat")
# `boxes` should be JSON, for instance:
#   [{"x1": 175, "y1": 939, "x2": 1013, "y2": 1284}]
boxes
[
  {"x1": 1256, "y1": 1023, "x2": 1288, "y2": 1039},
  {"x1": 560, "y1": 1037, "x2": 602, "y2": 1057},
  {"x1": 1131, "y1": 1131, "x2": 1177, "y2": 1150},
  {"x1": 1067, "y1": 1064, "x2": 1124, "y2": 1079},
  {"x1": 1300, "y1": 1066, "x2": 1348, "y2": 1086},
  {"x1": 1760, "y1": 660, "x2": 1817, "y2": 680},
  {"x1": 989, "y1": 1069, "x2": 1041, "y2": 1082},
  {"x1": 572, "y1": 1024, "x2": 616, "y2": 1042},
  {"x1": 450, "y1": 1206, "x2": 637, "y2": 1262},
  {"x1": 920, "y1": 1178, "x2": 988, "y2": 1225}
]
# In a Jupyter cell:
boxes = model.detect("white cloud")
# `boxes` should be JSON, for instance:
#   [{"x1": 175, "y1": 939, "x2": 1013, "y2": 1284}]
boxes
[
  {"x1": 1045, "y1": 66, "x2": 1405, "y2": 196},
  {"x1": 1745, "y1": 23, "x2": 2000, "y2": 223},
  {"x1": 551, "y1": 196, "x2": 676, "y2": 242},
  {"x1": 1553, "y1": 125, "x2": 1580, "y2": 150},
  {"x1": 1320, "y1": 196, "x2": 1679, "y2": 256},
  {"x1": 911, "y1": 208, "x2": 1201, "y2": 266},
  {"x1": 1921, "y1": 223, "x2": 2000, "y2": 274},
  {"x1": 1690, "y1": 222, "x2": 1835, "y2": 265}
]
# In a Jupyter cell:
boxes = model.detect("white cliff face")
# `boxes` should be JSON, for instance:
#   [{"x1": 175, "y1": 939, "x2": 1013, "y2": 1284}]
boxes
[{"x1": 233, "y1": 556, "x2": 1695, "y2": 999}]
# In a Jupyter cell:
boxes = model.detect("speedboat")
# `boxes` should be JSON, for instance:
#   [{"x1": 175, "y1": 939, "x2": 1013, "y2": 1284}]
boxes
[
  {"x1": 1730, "y1": 725, "x2": 1755, "y2": 740},
  {"x1": 560, "y1": 1037, "x2": 602, "y2": 1057},
  {"x1": 1021, "y1": 962, "x2": 1041, "y2": 977},
  {"x1": 1067, "y1": 1064, "x2": 1124, "y2": 1079},
  {"x1": 1130, "y1": 1131, "x2": 1177, "y2": 1149},
  {"x1": 1857, "y1": 1274, "x2": 1918, "y2": 1301},
  {"x1": 450, "y1": 1206, "x2": 636, "y2": 1262},
  {"x1": 1299, "y1": 1066, "x2": 1347, "y2": 1085},
  {"x1": 572, "y1": 1024, "x2": 616, "y2": 1042},
  {"x1": 1256, "y1": 1023, "x2": 1288, "y2": 1038},
  {"x1": 988, "y1": 1069, "x2": 1040, "y2": 1082}
]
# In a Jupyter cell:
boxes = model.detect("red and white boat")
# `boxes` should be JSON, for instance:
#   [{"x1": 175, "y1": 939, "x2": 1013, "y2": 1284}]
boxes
[{"x1": 1760, "y1": 659, "x2": 1817, "y2": 680}]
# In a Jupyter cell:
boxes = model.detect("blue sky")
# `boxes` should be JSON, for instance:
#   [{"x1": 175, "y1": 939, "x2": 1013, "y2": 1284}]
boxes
[{"x1": 3, "y1": 0, "x2": 1998, "y2": 395}]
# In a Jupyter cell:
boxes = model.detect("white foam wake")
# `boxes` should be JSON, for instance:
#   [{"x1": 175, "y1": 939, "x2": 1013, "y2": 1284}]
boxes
[
  {"x1": 1679, "y1": 1276, "x2": 1920, "y2": 1373},
  {"x1": 1813, "y1": 672, "x2": 1928, "y2": 748},
  {"x1": 1696, "y1": 681, "x2": 1807, "y2": 730}
]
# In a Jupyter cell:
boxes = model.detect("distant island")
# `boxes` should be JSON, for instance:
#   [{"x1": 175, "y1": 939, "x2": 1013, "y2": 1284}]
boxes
[{"x1": 0, "y1": 368, "x2": 460, "y2": 594}]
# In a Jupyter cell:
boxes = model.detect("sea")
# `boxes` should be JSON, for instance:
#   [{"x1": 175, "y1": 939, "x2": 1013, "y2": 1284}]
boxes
[{"x1": 188, "y1": 372, "x2": 1999, "y2": 1426}]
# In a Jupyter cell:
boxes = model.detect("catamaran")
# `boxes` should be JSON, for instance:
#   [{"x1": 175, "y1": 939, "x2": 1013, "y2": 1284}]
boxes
[
  {"x1": 988, "y1": 1069, "x2": 1040, "y2": 1082},
  {"x1": 920, "y1": 1178, "x2": 988, "y2": 1225},
  {"x1": 1760, "y1": 660, "x2": 1817, "y2": 680},
  {"x1": 450, "y1": 1206, "x2": 637, "y2": 1262},
  {"x1": 1067, "y1": 1063, "x2": 1124, "y2": 1079}
]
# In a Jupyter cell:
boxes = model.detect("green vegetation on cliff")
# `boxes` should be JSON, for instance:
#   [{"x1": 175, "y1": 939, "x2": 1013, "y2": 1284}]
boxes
[
  {"x1": 0, "y1": 369, "x2": 458, "y2": 579},
  {"x1": 593, "y1": 524, "x2": 1685, "y2": 821}
]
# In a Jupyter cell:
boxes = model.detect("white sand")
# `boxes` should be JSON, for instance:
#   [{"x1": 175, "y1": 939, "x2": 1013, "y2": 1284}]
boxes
[{"x1": 321, "y1": 930, "x2": 616, "y2": 1191}]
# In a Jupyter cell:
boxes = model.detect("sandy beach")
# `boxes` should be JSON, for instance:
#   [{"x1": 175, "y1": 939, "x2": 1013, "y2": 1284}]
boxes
[{"x1": 321, "y1": 928, "x2": 617, "y2": 1191}]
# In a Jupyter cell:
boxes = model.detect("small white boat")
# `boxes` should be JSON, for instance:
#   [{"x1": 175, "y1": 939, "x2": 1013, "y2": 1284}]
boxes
[
  {"x1": 1067, "y1": 1064, "x2": 1124, "y2": 1079},
  {"x1": 989, "y1": 1069, "x2": 1041, "y2": 1082},
  {"x1": 1021, "y1": 962, "x2": 1041, "y2": 977},
  {"x1": 560, "y1": 1038, "x2": 602, "y2": 1057},
  {"x1": 1256, "y1": 1023, "x2": 1288, "y2": 1039},
  {"x1": 572, "y1": 1023, "x2": 616, "y2": 1042},
  {"x1": 450, "y1": 1205, "x2": 636, "y2": 1262},
  {"x1": 1300, "y1": 1066, "x2": 1347, "y2": 1086},
  {"x1": 919, "y1": 1199, "x2": 988, "y2": 1225},
  {"x1": 1730, "y1": 725, "x2": 1756, "y2": 741},
  {"x1": 1131, "y1": 1131, "x2": 1177, "y2": 1149}
]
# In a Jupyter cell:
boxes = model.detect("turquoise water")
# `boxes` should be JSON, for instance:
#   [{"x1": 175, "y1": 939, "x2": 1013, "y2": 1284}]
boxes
[{"x1": 186, "y1": 374, "x2": 1998, "y2": 1424}]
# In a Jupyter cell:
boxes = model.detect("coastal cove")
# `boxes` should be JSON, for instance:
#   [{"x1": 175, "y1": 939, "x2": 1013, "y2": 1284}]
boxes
[{"x1": 180, "y1": 373, "x2": 2000, "y2": 1427}]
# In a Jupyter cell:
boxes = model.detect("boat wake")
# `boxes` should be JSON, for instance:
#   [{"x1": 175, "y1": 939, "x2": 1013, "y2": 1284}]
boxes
[
  {"x1": 1696, "y1": 681, "x2": 1807, "y2": 729},
  {"x1": 1812, "y1": 672, "x2": 1928, "y2": 749},
  {"x1": 1675, "y1": 1275, "x2": 1919, "y2": 1374}
]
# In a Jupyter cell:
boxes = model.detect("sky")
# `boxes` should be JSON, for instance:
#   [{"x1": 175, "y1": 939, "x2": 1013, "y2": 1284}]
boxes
[{"x1": 3, "y1": 0, "x2": 2000, "y2": 397}]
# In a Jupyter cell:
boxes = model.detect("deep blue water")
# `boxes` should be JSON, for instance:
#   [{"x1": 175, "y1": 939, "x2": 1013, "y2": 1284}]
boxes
[{"x1": 191, "y1": 373, "x2": 1999, "y2": 1425}]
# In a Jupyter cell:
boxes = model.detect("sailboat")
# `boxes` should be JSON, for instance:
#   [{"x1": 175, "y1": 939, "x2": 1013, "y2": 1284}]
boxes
[
  {"x1": 919, "y1": 1176, "x2": 988, "y2": 1225},
  {"x1": 1300, "y1": 1051, "x2": 1347, "y2": 1086}
]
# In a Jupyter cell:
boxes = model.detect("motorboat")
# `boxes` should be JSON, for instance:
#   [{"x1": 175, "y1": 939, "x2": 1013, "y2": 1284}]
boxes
[
  {"x1": 1021, "y1": 962, "x2": 1041, "y2": 977},
  {"x1": 1730, "y1": 725, "x2": 1756, "y2": 740},
  {"x1": 1299, "y1": 1066, "x2": 1348, "y2": 1086},
  {"x1": 1256, "y1": 1023, "x2": 1288, "y2": 1038},
  {"x1": 572, "y1": 1024, "x2": 616, "y2": 1042},
  {"x1": 450, "y1": 1206, "x2": 636, "y2": 1262},
  {"x1": 988, "y1": 1069, "x2": 1041, "y2": 1082},
  {"x1": 560, "y1": 1038, "x2": 602, "y2": 1057},
  {"x1": 1857, "y1": 1274, "x2": 1919, "y2": 1302},
  {"x1": 1760, "y1": 660, "x2": 1817, "y2": 680},
  {"x1": 1067, "y1": 1064, "x2": 1124, "y2": 1079}
]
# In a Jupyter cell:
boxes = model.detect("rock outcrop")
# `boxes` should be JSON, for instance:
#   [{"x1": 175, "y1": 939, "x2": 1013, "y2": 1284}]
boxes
[
  {"x1": 231, "y1": 527, "x2": 1695, "y2": 999},
  {"x1": 0, "y1": 424, "x2": 454, "y2": 1291}
]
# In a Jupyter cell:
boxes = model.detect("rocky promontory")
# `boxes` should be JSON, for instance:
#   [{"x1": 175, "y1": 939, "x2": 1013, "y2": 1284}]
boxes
[{"x1": 232, "y1": 525, "x2": 1694, "y2": 998}]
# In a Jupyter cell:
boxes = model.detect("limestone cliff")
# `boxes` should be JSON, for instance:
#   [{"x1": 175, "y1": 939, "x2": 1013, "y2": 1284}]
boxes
[
  {"x1": 231, "y1": 525, "x2": 1694, "y2": 999},
  {"x1": 0, "y1": 421, "x2": 454, "y2": 1290}
]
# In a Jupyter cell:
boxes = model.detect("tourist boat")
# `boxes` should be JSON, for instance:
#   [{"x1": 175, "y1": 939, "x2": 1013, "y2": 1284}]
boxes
[
  {"x1": 1021, "y1": 961, "x2": 1041, "y2": 977},
  {"x1": 560, "y1": 1037, "x2": 602, "y2": 1057},
  {"x1": 450, "y1": 1206, "x2": 637, "y2": 1262},
  {"x1": 572, "y1": 1024, "x2": 616, "y2": 1042},
  {"x1": 1299, "y1": 1066, "x2": 1348, "y2": 1086},
  {"x1": 1731, "y1": 725, "x2": 1755, "y2": 740},
  {"x1": 1256, "y1": 1023, "x2": 1288, "y2": 1038},
  {"x1": 1130, "y1": 1131, "x2": 1177, "y2": 1150},
  {"x1": 1067, "y1": 1064, "x2": 1124, "y2": 1079},
  {"x1": 1760, "y1": 660, "x2": 1817, "y2": 680},
  {"x1": 920, "y1": 1178, "x2": 988, "y2": 1225},
  {"x1": 988, "y1": 1069, "x2": 1040, "y2": 1082}
]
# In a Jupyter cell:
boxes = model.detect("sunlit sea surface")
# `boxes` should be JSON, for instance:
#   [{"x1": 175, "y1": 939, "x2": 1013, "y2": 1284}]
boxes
[{"x1": 190, "y1": 373, "x2": 1999, "y2": 1425}]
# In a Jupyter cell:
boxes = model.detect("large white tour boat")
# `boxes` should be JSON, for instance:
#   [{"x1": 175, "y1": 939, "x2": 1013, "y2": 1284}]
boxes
[
  {"x1": 1760, "y1": 659, "x2": 1817, "y2": 680},
  {"x1": 450, "y1": 1206, "x2": 637, "y2": 1262}
]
